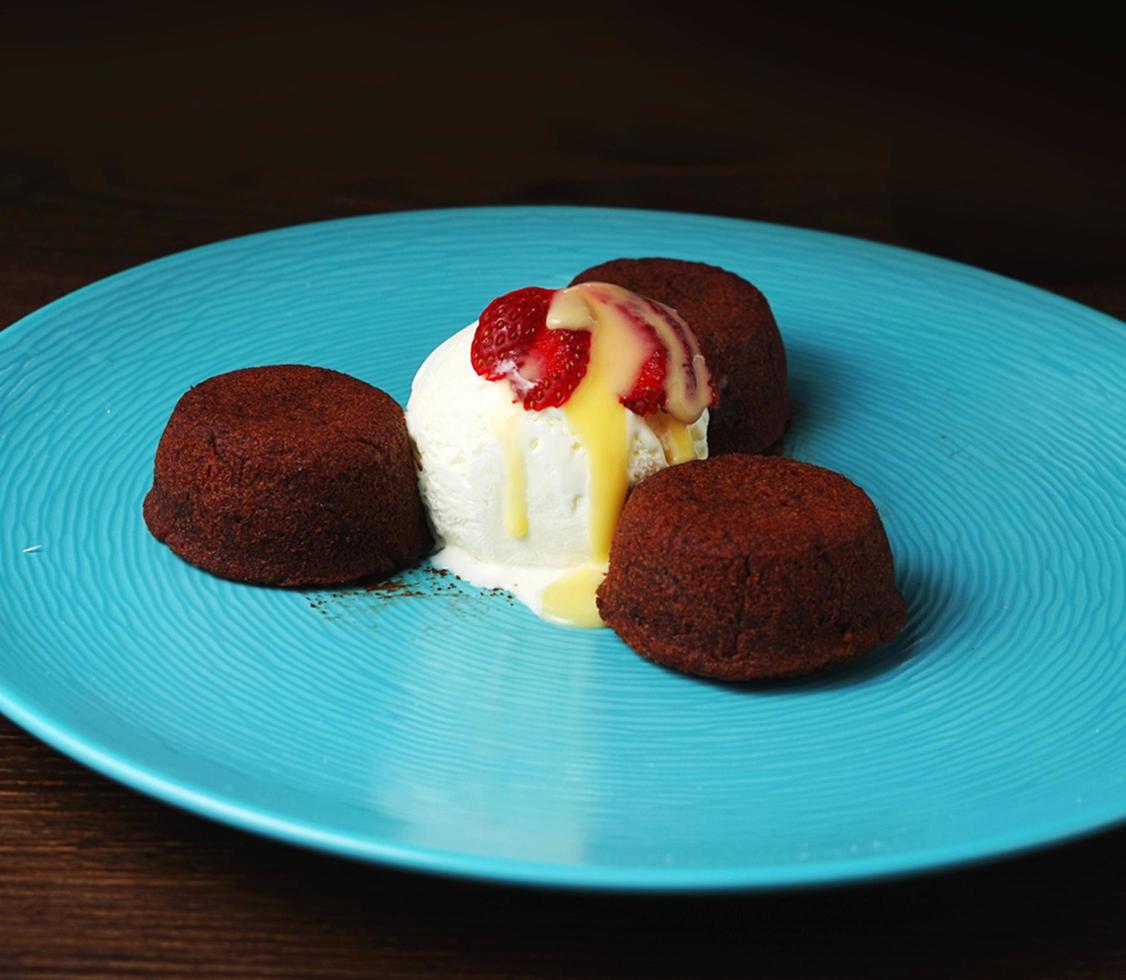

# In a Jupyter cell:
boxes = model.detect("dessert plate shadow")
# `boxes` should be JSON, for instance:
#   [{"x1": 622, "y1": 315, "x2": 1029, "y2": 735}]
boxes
[{"x1": 2, "y1": 206, "x2": 1124, "y2": 891}]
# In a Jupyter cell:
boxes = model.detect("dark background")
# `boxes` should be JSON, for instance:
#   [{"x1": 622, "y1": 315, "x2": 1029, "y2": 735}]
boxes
[{"x1": 2, "y1": 2, "x2": 1123, "y2": 976}]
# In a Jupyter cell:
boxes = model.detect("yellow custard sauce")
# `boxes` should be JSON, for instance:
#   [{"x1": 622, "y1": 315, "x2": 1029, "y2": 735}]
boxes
[{"x1": 536, "y1": 283, "x2": 708, "y2": 627}]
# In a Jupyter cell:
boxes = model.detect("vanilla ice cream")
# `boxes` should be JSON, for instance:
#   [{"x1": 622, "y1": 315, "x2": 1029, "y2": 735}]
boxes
[{"x1": 406, "y1": 283, "x2": 711, "y2": 626}]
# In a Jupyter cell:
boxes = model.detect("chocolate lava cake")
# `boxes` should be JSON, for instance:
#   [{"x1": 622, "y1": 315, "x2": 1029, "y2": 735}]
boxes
[
  {"x1": 597, "y1": 455, "x2": 906, "y2": 680},
  {"x1": 570, "y1": 258, "x2": 790, "y2": 455},
  {"x1": 143, "y1": 365, "x2": 431, "y2": 587}
]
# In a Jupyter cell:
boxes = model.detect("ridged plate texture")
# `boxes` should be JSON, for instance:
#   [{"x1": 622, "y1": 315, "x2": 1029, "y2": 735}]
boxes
[{"x1": 1, "y1": 207, "x2": 1124, "y2": 890}]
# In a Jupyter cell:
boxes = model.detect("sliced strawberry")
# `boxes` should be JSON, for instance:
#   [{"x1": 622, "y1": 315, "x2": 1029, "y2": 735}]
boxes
[
  {"x1": 470, "y1": 287, "x2": 552, "y2": 380},
  {"x1": 519, "y1": 324, "x2": 592, "y2": 410},
  {"x1": 600, "y1": 294, "x2": 669, "y2": 416},
  {"x1": 620, "y1": 344, "x2": 667, "y2": 416},
  {"x1": 639, "y1": 297, "x2": 717, "y2": 419},
  {"x1": 471, "y1": 287, "x2": 591, "y2": 411}
]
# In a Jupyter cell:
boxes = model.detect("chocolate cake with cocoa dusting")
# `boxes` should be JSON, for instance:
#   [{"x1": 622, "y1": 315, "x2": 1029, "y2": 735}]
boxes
[
  {"x1": 570, "y1": 258, "x2": 789, "y2": 455},
  {"x1": 143, "y1": 365, "x2": 431, "y2": 587},
  {"x1": 597, "y1": 455, "x2": 905, "y2": 680}
]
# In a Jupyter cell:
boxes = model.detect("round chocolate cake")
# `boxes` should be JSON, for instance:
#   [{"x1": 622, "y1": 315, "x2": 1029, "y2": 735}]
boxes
[
  {"x1": 143, "y1": 365, "x2": 431, "y2": 587},
  {"x1": 597, "y1": 455, "x2": 906, "y2": 680},
  {"x1": 570, "y1": 258, "x2": 790, "y2": 455}
]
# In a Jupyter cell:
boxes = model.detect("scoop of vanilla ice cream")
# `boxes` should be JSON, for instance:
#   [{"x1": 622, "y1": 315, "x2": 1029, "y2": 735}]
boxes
[{"x1": 406, "y1": 323, "x2": 707, "y2": 573}]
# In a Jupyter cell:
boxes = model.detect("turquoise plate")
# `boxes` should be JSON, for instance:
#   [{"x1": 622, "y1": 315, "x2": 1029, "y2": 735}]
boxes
[{"x1": 2, "y1": 207, "x2": 1124, "y2": 890}]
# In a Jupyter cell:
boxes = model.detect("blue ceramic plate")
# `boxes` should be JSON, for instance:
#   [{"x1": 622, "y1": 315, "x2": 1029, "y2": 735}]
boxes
[{"x1": 1, "y1": 207, "x2": 1124, "y2": 891}]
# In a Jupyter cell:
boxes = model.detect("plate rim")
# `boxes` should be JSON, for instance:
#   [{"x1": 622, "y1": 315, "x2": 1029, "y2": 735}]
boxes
[
  {"x1": 3, "y1": 683, "x2": 1124, "y2": 892},
  {"x1": 2, "y1": 204, "x2": 1121, "y2": 347},
  {"x1": 2, "y1": 205, "x2": 1124, "y2": 891}
]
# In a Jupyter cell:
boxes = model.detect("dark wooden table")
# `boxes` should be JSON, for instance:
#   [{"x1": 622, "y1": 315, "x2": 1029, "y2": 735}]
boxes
[{"x1": 3, "y1": 5, "x2": 1123, "y2": 976}]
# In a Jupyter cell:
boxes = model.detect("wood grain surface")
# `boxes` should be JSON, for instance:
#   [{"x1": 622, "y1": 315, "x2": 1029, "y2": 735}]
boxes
[{"x1": 2, "y1": 3, "x2": 1123, "y2": 976}]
